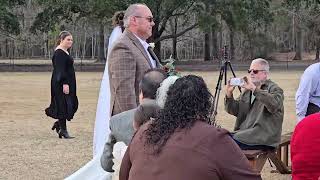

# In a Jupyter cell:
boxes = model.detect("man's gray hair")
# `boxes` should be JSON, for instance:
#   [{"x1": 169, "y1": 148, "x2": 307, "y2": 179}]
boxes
[
  {"x1": 252, "y1": 58, "x2": 270, "y2": 72},
  {"x1": 123, "y1": 3, "x2": 146, "y2": 28}
]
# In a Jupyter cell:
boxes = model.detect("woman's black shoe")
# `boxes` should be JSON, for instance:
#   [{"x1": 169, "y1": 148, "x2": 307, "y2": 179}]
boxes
[
  {"x1": 51, "y1": 121, "x2": 60, "y2": 134},
  {"x1": 58, "y1": 129, "x2": 74, "y2": 139}
]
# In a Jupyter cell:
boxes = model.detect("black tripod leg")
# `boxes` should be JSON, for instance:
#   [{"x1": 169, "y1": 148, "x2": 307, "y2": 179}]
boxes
[
  {"x1": 224, "y1": 62, "x2": 227, "y2": 85},
  {"x1": 213, "y1": 65, "x2": 225, "y2": 99},
  {"x1": 212, "y1": 65, "x2": 225, "y2": 125},
  {"x1": 227, "y1": 61, "x2": 241, "y2": 92},
  {"x1": 227, "y1": 61, "x2": 237, "y2": 78}
]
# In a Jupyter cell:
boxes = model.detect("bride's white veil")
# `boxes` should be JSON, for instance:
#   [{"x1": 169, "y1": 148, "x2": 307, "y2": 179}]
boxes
[{"x1": 93, "y1": 26, "x2": 123, "y2": 157}]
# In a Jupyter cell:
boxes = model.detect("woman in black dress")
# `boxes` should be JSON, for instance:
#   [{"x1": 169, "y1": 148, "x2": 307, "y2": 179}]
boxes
[{"x1": 45, "y1": 31, "x2": 78, "y2": 139}]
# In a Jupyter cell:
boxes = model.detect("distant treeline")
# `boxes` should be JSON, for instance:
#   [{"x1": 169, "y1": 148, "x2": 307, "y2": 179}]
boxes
[{"x1": 0, "y1": 0, "x2": 319, "y2": 62}]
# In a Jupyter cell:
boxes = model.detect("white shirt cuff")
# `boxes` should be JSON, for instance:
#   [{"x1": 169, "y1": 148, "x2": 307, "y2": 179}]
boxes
[{"x1": 297, "y1": 115, "x2": 305, "y2": 123}]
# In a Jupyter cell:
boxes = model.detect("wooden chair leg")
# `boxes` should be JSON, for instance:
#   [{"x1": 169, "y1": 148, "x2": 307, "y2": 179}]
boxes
[
  {"x1": 283, "y1": 145, "x2": 289, "y2": 167},
  {"x1": 268, "y1": 152, "x2": 291, "y2": 174},
  {"x1": 277, "y1": 146, "x2": 282, "y2": 162},
  {"x1": 255, "y1": 153, "x2": 268, "y2": 172}
]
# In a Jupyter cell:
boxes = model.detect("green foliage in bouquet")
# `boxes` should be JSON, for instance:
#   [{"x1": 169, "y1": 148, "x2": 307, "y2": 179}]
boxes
[{"x1": 162, "y1": 55, "x2": 181, "y2": 77}]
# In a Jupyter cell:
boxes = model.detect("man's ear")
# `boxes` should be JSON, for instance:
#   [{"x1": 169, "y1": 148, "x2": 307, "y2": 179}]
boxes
[{"x1": 139, "y1": 91, "x2": 144, "y2": 103}]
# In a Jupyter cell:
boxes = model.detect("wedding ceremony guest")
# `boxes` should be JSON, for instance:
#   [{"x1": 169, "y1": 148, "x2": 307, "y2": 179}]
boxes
[
  {"x1": 133, "y1": 97, "x2": 161, "y2": 131},
  {"x1": 291, "y1": 113, "x2": 320, "y2": 179},
  {"x1": 110, "y1": 101, "x2": 160, "y2": 180},
  {"x1": 93, "y1": 10, "x2": 125, "y2": 156},
  {"x1": 45, "y1": 31, "x2": 78, "y2": 139},
  {"x1": 108, "y1": 3, "x2": 161, "y2": 116},
  {"x1": 100, "y1": 69, "x2": 166, "y2": 172},
  {"x1": 295, "y1": 62, "x2": 320, "y2": 122},
  {"x1": 225, "y1": 58, "x2": 284, "y2": 150},
  {"x1": 120, "y1": 75, "x2": 261, "y2": 180}
]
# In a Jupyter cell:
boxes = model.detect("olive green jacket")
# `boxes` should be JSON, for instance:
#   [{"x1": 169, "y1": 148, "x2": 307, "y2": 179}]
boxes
[{"x1": 225, "y1": 79, "x2": 284, "y2": 147}]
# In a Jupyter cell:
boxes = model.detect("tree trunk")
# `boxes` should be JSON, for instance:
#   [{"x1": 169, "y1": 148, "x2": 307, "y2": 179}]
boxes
[
  {"x1": 97, "y1": 24, "x2": 106, "y2": 62},
  {"x1": 211, "y1": 27, "x2": 218, "y2": 61},
  {"x1": 229, "y1": 28, "x2": 235, "y2": 61},
  {"x1": 74, "y1": 35, "x2": 79, "y2": 59},
  {"x1": 91, "y1": 34, "x2": 95, "y2": 59},
  {"x1": 171, "y1": 18, "x2": 178, "y2": 60},
  {"x1": 204, "y1": 32, "x2": 210, "y2": 61},
  {"x1": 316, "y1": 40, "x2": 320, "y2": 61},
  {"x1": 247, "y1": 33, "x2": 254, "y2": 59},
  {"x1": 43, "y1": 32, "x2": 47, "y2": 58},
  {"x1": 151, "y1": 20, "x2": 161, "y2": 60},
  {"x1": 293, "y1": 26, "x2": 302, "y2": 60},
  {"x1": 292, "y1": 14, "x2": 295, "y2": 51},
  {"x1": 82, "y1": 32, "x2": 87, "y2": 60},
  {"x1": 155, "y1": 41, "x2": 161, "y2": 61},
  {"x1": 172, "y1": 37, "x2": 177, "y2": 60},
  {"x1": 5, "y1": 39, "x2": 9, "y2": 58}
]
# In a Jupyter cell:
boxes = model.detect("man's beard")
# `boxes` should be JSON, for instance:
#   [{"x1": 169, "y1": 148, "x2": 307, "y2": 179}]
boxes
[{"x1": 252, "y1": 79, "x2": 266, "y2": 87}]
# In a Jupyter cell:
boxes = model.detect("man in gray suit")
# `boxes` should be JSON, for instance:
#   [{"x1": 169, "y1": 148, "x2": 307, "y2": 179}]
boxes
[
  {"x1": 108, "y1": 3, "x2": 161, "y2": 116},
  {"x1": 101, "y1": 69, "x2": 167, "y2": 172}
]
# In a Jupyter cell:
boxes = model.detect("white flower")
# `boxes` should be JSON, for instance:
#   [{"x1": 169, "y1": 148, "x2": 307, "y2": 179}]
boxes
[{"x1": 149, "y1": 42, "x2": 155, "y2": 49}]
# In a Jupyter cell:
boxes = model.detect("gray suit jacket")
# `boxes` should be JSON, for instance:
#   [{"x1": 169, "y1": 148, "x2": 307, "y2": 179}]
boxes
[
  {"x1": 100, "y1": 108, "x2": 135, "y2": 172},
  {"x1": 108, "y1": 30, "x2": 161, "y2": 116},
  {"x1": 100, "y1": 99, "x2": 158, "y2": 172}
]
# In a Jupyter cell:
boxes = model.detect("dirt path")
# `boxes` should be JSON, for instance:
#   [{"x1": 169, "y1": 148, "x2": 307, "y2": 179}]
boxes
[{"x1": 0, "y1": 71, "x2": 301, "y2": 179}]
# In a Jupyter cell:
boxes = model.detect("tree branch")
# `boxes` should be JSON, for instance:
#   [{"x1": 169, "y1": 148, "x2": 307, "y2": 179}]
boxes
[
  {"x1": 158, "y1": 2, "x2": 195, "y2": 37},
  {"x1": 155, "y1": 23, "x2": 198, "y2": 43},
  {"x1": 0, "y1": 29, "x2": 26, "y2": 42},
  {"x1": 171, "y1": 2, "x2": 195, "y2": 17}
]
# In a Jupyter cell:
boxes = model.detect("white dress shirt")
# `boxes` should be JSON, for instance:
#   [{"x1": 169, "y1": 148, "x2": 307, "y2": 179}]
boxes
[
  {"x1": 295, "y1": 62, "x2": 320, "y2": 122},
  {"x1": 134, "y1": 34, "x2": 156, "y2": 68}
]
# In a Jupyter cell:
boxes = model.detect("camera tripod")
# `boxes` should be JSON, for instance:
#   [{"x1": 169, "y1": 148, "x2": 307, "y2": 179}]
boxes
[{"x1": 211, "y1": 45, "x2": 241, "y2": 126}]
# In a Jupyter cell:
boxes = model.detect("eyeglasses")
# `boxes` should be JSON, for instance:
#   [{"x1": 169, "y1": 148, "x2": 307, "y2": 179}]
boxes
[
  {"x1": 134, "y1": 16, "x2": 154, "y2": 23},
  {"x1": 248, "y1": 69, "x2": 266, "y2": 74}
]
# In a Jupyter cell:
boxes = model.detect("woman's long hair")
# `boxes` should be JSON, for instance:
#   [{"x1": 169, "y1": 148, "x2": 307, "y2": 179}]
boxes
[
  {"x1": 144, "y1": 75, "x2": 214, "y2": 154},
  {"x1": 112, "y1": 11, "x2": 125, "y2": 31}
]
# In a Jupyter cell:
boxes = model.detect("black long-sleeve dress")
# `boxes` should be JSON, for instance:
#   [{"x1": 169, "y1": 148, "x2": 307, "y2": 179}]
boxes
[{"x1": 45, "y1": 49, "x2": 78, "y2": 120}]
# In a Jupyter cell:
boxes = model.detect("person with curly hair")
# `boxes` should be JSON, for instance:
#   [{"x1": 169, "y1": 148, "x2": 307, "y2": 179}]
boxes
[{"x1": 119, "y1": 75, "x2": 261, "y2": 180}]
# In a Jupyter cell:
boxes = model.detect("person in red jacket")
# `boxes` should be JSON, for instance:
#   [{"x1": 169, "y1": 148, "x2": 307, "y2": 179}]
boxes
[{"x1": 291, "y1": 112, "x2": 320, "y2": 179}]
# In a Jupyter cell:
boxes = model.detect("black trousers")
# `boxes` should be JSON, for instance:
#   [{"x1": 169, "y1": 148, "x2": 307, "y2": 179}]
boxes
[
  {"x1": 306, "y1": 103, "x2": 320, "y2": 116},
  {"x1": 229, "y1": 134, "x2": 275, "y2": 150}
]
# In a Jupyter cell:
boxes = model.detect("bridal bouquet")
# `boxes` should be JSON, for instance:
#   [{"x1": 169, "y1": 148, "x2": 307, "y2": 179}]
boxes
[
  {"x1": 162, "y1": 55, "x2": 181, "y2": 77},
  {"x1": 148, "y1": 43, "x2": 180, "y2": 77}
]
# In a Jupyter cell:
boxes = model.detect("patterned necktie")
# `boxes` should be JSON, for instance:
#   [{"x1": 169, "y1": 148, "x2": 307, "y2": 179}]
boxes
[{"x1": 147, "y1": 46, "x2": 160, "y2": 67}]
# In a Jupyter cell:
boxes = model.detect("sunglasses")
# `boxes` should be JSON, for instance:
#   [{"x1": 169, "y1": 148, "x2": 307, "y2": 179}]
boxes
[
  {"x1": 135, "y1": 16, "x2": 154, "y2": 23},
  {"x1": 248, "y1": 69, "x2": 266, "y2": 74}
]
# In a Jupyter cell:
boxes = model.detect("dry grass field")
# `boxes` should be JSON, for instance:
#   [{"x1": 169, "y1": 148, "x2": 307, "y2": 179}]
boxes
[{"x1": 0, "y1": 70, "x2": 302, "y2": 180}]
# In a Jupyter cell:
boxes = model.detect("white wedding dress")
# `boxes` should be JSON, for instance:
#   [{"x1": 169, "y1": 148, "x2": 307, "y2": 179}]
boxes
[
  {"x1": 65, "y1": 26, "x2": 123, "y2": 180},
  {"x1": 93, "y1": 25, "x2": 123, "y2": 157},
  {"x1": 65, "y1": 142, "x2": 127, "y2": 180}
]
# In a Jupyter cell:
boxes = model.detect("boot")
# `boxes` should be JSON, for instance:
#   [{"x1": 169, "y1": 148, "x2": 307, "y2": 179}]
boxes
[
  {"x1": 51, "y1": 121, "x2": 60, "y2": 134},
  {"x1": 58, "y1": 129, "x2": 74, "y2": 139},
  {"x1": 58, "y1": 119, "x2": 74, "y2": 139}
]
